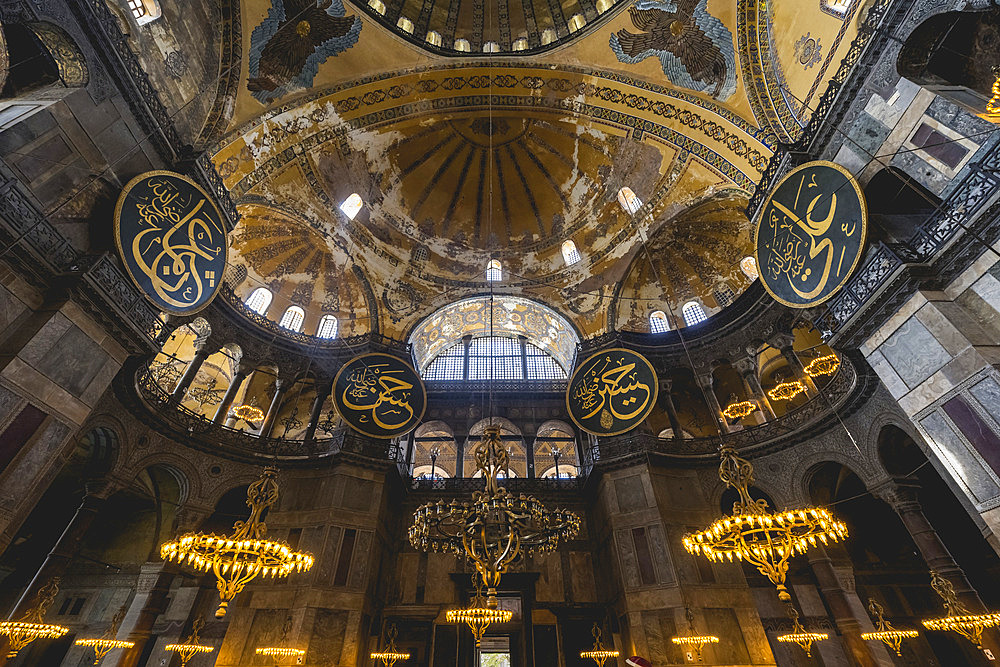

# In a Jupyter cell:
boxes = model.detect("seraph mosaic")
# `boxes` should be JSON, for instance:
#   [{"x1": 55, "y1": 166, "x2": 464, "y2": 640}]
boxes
[
  {"x1": 610, "y1": 0, "x2": 736, "y2": 101},
  {"x1": 247, "y1": 0, "x2": 362, "y2": 103}
]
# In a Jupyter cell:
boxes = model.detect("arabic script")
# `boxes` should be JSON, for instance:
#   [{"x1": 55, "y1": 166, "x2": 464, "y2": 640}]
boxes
[
  {"x1": 571, "y1": 353, "x2": 653, "y2": 432},
  {"x1": 341, "y1": 362, "x2": 416, "y2": 431}
]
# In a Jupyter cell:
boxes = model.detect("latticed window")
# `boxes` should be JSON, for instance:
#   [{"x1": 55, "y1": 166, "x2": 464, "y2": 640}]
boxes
[
  {"x1": 525, "y1": 342, "x2": 566, "y2": 379},
  {"x1": 127, "y1": 0, "x2": 146, "y2": 19},
  {"x1": 683, "y1": 301, "x2": 708, "y2": 326},
  {"x1": 470, "y1": 336, "x2": 521, "y2": 380},
  {"x1": 740, "y1": 256, "x2": 759, "y2": 281},
  {"x1": 422, "y1": 336, "x2": 567, "y2": 381},
  {"x1": 713, "y1": 283, "x2": 736, "y2": 308},
  {"x1": 649, "y1": 310, "x2": 670, "y2": 333},
  {"x1": 317, "y1": 314, "x2": 338, "y2": 339},
  {"x1": 561, "y1": 239, "x2": 581, "y2": 265},
  {"x1": 486, "y1": 259, "x2": 502, "y2": 282},
  {"x1": 423, "y1": 343, "x2": 465, "y2": 380},
  {"x1": 618, "y1": 187, "x2": 643, "y2": 215},
  {"x1": 279, "y1": 306, "x2": 305, "y2": 332},
  {"x1": 426, "y1": 31, "x2": 443, "y2": 47},
  {"x1": 245, "y1": 288, "x2": 272, "y2": 315},
  {"x1": 340, "y1": 193, "x2": 363, "y2": 220},
  {"x1": 396, "y1": 16, "x2": 414, "y2": 32}
]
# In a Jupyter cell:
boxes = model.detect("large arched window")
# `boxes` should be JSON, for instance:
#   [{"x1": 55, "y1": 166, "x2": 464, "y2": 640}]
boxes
[
  {"x1": 682, "y1": 301, "x2": 708, "y2": 326},
  {"x1": 740, "y1": 256, "x2": 759, "y2": 281},
  {"x1": 617, "y1": 187, "x2": 643, "y2": 215},
  {"x1": 561, "y1": 239, "x2": 581, "y2": 265},
  {"x1": 424, "y1": 337, "x2": 568, "y2": 381},
  {"x1": 279, "y1": 306, "x2": 305, "y2": 332},
  {"x1": 486, "y1": 259, "x2": 503, "y2": 282},
  {"x1": 649, "y1": 310, "x2": 670, "y2": 333},
  {"x1": 245, "y1": 287, "x2": 272, "y2": 315},
  {"x1": 316, "y1": 315, "x2": 338, "y2": 339}
]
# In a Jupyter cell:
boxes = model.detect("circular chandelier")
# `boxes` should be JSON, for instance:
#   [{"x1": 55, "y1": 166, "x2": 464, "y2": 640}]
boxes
[
  {"x1": 164, "y1": 619, "x2": 214, "y2": 666},
  {"x1": 446, "y1": 574, "x2": 514, "y2": 647},
  {"x1": 409, "y1": 425, "x2": 580, "y2": 607},
  {"x1": 233, "y1": 398, "x2": 264, "y2": 423},
  {"x1": 671, "y1": 608, "x2": 719, "y2": 662},
  {"x1": 256, "y1": 646, "x2": 306, "y2": 664},
  {"x1": 371, "y1": 624, "x2": 411, "y2": 667},
  {"x1": 74, "y1": 604, "x2": 133, "y2": 665},
  {"x1": 722, "y1": 400, "x2": 756, "y2": 420},
  {"x1": 0, "y1": 579, "x2": 68, "y2": 659},
  {"x1": 682, "y1": 442, "x2": 848, "y2": 602},
  {"x1": 777, "y1": 606, "x2": 827, "y2": 657},
  {"x1": 767, "y1": 379, "x2": 806, "y2": 402},
  {"x1": 922, "y1": 570, "x2": 1000, "y2": 649},
  {"x1": 804, "y1": 353, "x2": 840, "y2": 377},
  {"x1": 580, "y1": 623, "x2": 619, "y2": 667},
  {"x1": 861, "y1": 598, "x2": 917, "y2": 657},
  {"x1": 160, "y1": 467, "x2": 314, "y2": 618}
]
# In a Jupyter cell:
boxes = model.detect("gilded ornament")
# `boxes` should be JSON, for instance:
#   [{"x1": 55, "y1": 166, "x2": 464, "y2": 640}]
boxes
[
  {"x1": 861, "y1": 598, "x2": 917, "y2": 657},
  {"x1": 581, "y1": 623, "x2": 620, "y2": 667},
  {"x1": 777, "y1": 606, "x2": 827, "y2": 657},
  {"x1": 164, "y1": 619, "x2": 214, "y2": 666},
  {"x1": 921, "y1": 570, "x2": 1000, "y2": 649},
  {"x1": 0, "y1": 579, "x2": 68, "y2": 659}
]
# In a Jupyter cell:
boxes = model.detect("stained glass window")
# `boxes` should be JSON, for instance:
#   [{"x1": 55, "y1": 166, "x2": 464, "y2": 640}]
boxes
[{"x1": 245, "y1": 288, "x2": 272, "y2": 315}]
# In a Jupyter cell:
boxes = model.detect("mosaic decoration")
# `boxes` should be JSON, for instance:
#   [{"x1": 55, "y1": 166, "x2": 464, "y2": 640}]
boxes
[
  {"x1": 247, "y1": 0, "x2": 361, "y2": 103},
  {"x1": 333, "y1": 353, "x2": 427, "y2": 438},
  {"x1": 756, "y1": 161, "x2": 867, "y2": 308},
  {"x1": 794, "y1": 33, "x2": 822, "y2": 70},
  {"x1": 567, "y1": 348, "x2": 658, "y2": 436},
  {"x1": 27, "y1": 22, "x2": 88, "y2": 87},
  {"x1": 114, "y1": 171, "x2": 228, "y2": 315},
  {"x1": 610, "y1": 0, "x2": 737, "y2": 101}
]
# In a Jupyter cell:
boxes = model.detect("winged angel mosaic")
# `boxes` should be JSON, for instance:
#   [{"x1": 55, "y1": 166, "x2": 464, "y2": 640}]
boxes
[
  {"x1": 248, "y1": 0, "x2": 362, "y2": 103},
  {"x1": 610, "y1": 0, "x2": 736, "y2": 101}
]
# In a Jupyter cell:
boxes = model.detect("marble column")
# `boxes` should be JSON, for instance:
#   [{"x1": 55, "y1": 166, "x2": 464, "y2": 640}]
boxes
[
  {"x1": 302, "y1": 380, "x2": 333, "y2": 445},
  {"x1": 781, "y1": 345, "x2": 818, "y2": 397},
  {"x1": 808, "y1": 548, "x2": 891, "y2": 666},
  {"x1": 171, "y1": 345, "x2": 212, "y2": 401},
  {"x1": 212, "y1": 363, "x2": 252, "y2": 424},
  {"x1": 660, "y1": 378, "x2": 683, "y2": 441},
  {"x1": 734, "y1": 357, "x2": 775, "y2": 420},
  {"x1": 258, "y1": 378, "x2": 288, "y2": 439},
  {"x1": 696, "y1": 373, "x2": 730, "y2": 434}
]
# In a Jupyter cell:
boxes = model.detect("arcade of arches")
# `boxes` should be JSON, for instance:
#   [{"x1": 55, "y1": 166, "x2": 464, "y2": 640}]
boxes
[{"x1": 1, "y1": 1, "x2": 1000, "y2": 666}]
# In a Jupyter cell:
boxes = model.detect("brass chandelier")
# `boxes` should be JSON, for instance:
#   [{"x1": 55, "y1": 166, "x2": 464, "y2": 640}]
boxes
[
  {"x1": 777, "y1": 606, "x2": 827, "y2": 658},
  {"x1": 160, "y1": 467, "x2": 314, "y2": 617},
  {"x1": 671, "y1": 608, "x2": 719, "y2": 662},
  {"x1": 861, "y1": 598, "x2": 917, "y2": 657},
  {"x1": 371, "y1": 624, "x2": 410, "y2": 667},
  {"x1": 256, "y1": 646, "x2": 306, "y2": 664},
  {"x1": 446, "y1": 574, "x2": 513, "y2": 648},
  {"x1": 0, "y1": 578, "x2": 68, "y2": 659},
  {"x1": 682, "y1": 442, "x2": 848, "y2": 602},
  {"x1": 164, "y1": 619, "x2": 214, "y2": 666},
  {"x1": 804, "y1": 354, "x2": 840, "y2": 377},
  {"x1": 74, "y1": 604, "x2": 134, "y2": 665},
  {"x1": 580, "y1": 623, "x2": 619, "y2": 667},
  {"x1": 922, "y1": 570, "x2": 1000, "y2": 649},
  {"x1": 409, "y1": 425, "x2": 580, "y2": 607}
]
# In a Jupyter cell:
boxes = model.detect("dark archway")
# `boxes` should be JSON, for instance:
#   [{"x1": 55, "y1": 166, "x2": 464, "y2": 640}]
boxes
[{"x1": 864, "y1": 167, "x2": 942, "y2": 245}]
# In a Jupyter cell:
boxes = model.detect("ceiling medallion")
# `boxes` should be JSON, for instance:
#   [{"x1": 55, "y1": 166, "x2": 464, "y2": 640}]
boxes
[
  {"x1": 370, "y1": 624, "x2": 410, "y2": 667},
  {"x1": 160, "y1": 467, "x2": 314, "y2": 618},
  {"x1": 670, "y1": 608, "x2": 719, "y2": 662},
  {"x1": 256, "y1": 646, "x2": 306, "y2": 664},
  {"x1": 804, "y1": 353, "x2": 840, "y2": 377},
  {"x1": 682, "y1": 442, "x2": 848, "y2": 602},
  {"x1": 74, "y1": 604, "x2": 133, "y2": 665},
  {"x1": 777, "y1": 606, "x2": 827, "y2": 657},
  {"x1": 445, "y1": 575, "x2": 514, "y2": 648},
  {"x1": 722, "y1": 400, "x2": 756, "y2": 420},
  {"x1": 0, "y1": 579, "x2": 68, "y2": 659},
  {"x1": 164, "y1": 619, "x2": 214, "y2": 666},
  {"x1": 922, "y1": 570, "x2": 1000, "y2": 649},
  {"x1": 861, "y1": 598, "x2": 917, "y2": 657},
  {"x1": 767, "y1": 379, "x2": 806, "y2": 402},
  {"x1": 410, "y1": 425, "x2": 580, "y2": 607},
  {"x1": 580, "y1": 623, "x2": 620, "y2": 667}
]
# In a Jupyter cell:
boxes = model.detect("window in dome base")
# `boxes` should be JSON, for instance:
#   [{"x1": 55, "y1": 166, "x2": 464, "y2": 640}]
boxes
[
  {"x1": 279, "y1": 306, "x2": 305, "y2": 332},
  {"x1": 740, "y1": 256, "x2": 759, "y2": 281},
  {"x1": 561, "y1": 239, "x2": 581, "y2": 265},
  {"x1": 682, "y1": 301, "x2": 708, "y2": 326},
  {"x1": 245, "y1": 287, "x2": 272, "y2": 316},
  {"x1": 340, "y1": 193, "x2": 364, "y2": 220},
  {"x1": 317, "y1": 314, "x2": 338, "y2": 339},
  {"x1": 618, "y1": 187, "x2": 643, "y2": 215},
  {"x1": 486, "y1": 259, "x2": 502, "y2": 282},
  {"x1": 649, "y1": 310, "x2": 670, "y2": 333}
]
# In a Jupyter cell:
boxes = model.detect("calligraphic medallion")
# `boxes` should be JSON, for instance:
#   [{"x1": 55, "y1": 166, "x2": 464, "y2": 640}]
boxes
[
  {"x1": 114, "y1": 171, "x2": 228, "y2": 315},
  {"x1": 755, "y1": 160, "x2": 867, "y2": 308},
  {"x1": 333, "y1": 353, "x2": 427, "y2": 439},
  {"x1": 566, "y1": 348, "x2": 658, "y2": 436}
]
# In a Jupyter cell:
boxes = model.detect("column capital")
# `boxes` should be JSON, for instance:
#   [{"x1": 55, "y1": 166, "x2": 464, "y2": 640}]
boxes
[{"x1": 873, "y1": 478, "x2": 922, "y2": 509}]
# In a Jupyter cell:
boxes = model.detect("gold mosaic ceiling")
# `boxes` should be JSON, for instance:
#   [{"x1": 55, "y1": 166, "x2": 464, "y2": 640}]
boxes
[{"x1": 206, "y1": 0, "x2": 864, "y2": 339}]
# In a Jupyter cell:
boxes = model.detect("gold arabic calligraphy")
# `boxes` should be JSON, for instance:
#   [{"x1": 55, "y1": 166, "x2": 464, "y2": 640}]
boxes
[
  {"x1": 342, "y1": 363, "x2": 416, "y2": 431},
  {"x1": 571, "y1": 354, "x2": 652, "y2": 430},
  {"x1": 764, "y1": 170, "x2": 859, "y2": 301},
  {"x1": 130, "y1": 177, "x2": 224, "y2": 309}
]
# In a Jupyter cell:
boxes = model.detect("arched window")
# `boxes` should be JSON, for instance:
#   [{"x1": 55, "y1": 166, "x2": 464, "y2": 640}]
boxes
[
  {"x1": 423, "y1": 337, "x2": 568, "y2": 381},
  {"x1": 682, "y1": 301, "x2": 708, "y2": 326},
  {"x1": 317, "y1": 314, "x2": 338, "y2": 339},
  {"x1": 486, "y1": 259, "x2": 502, "y2": 282},
  {"x1": 595, "y1": 0, "x2": 613, "y2": 13},
  {"x1": 540, "y1": 29, "x2": 557, "y2": 45},
  {"x1": 245, "y1": 288, "x2": 272, "y2": 315},
  {"x1": 368, "y1": 0, "x2": 386, "y2": 14},
  {"x1": 617, "y1": 187, "x2": 643, "y2": 215},
  {"x1": 279, "y1": 306, "x2": 305, "y2": 332},
  {"x1": 568, "y1": 14, "x2": 586, "y2": 31},
  {"x1": 713, "y1": 283, "x2": 736, "y2": 308},
  {"x1": 126, "y1": 0, "x2": 161, "y2": 24},
  {"x1": 512, "y1": 37, "x2": 529, "y2": 51},
  {"x1": 483, "y1": 41, "x2": 500, "y2": 53},
  {"x1": 740, "y1": 256, "x2": 759, "y2": 281},
  {"x1": 340, "y1": 193, "x2": 363, "y2": 220},
  {"x1": 396, "y1": 16, "x2": 414, "y2": 33},
  {"x1": 426, "y1": 31, "x2": 443, "y2": 46},
  {"x1": 649, "y1": 310, "x2": 670, "y2": 333},
  {"x1": 561, "y1": 239, "x2": 581, "y2": 265},
  {"x1": 454, "y1": 38, "x2": 471, "y2": 52},
  {"x1": 821, "y1": 0, "x2": 852, "y2": 17}
]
